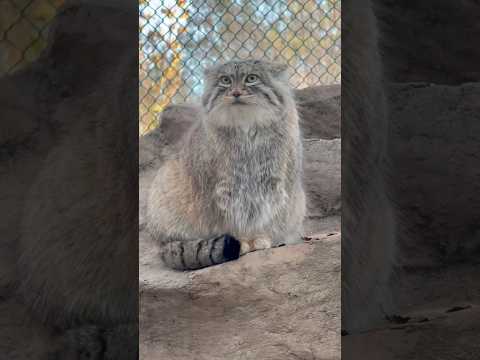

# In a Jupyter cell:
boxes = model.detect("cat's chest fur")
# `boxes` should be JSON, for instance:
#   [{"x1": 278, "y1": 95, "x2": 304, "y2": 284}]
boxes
[
  {"x1": 217, "y1": 128, "x2": 277, "y2": 190},
  {"x1": 210, "y1": 128, "x2": 284, "y2": 231}
]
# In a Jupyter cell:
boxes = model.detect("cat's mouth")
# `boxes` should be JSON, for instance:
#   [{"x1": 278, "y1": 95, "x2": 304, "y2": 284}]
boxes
[{"x1": 224, "y1": 95, "x2": 255, "y2": 105}]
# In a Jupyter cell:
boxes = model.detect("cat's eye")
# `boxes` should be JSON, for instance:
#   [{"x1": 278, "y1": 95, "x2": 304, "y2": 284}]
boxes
[
  {"x1": 219, "y1": 76, "x2": 231, "y2": 86},
  {"x1": 245, "y1": 74, "x2": 260, "y2": 84}
]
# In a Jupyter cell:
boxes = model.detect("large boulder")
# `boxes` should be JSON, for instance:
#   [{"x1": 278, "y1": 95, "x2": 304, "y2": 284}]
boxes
[
  {"x1": 388, "y1": 82, "x2": 480, "y2": 265},
  {"x1": 140, "y1": 233, "x2": 340, "y2": 360},
  {"x1": 303, "y1": 139, "x2": 341, "y2": 234},
  {"x1": 343, "y1": 81, "x2": 480, "y2": 359},
  {"x1": 296, "y1": 84, "x2": 340, "y2": 139}
]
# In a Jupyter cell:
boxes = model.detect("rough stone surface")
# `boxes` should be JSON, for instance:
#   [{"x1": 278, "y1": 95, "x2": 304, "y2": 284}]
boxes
[
  {"x1": 344, "y1": 260, "x2": 480, "y2": 359},
  {"x1": 342, "y1": 82, "x2": 480, "y2": 358},
  {"x1": 141, "y1": 233, "x2": 340, "y2": 360},
  {"x1": 388, "y1": 82, "x2": 480, "y2": 266},
  {"x1": 344, "y1": 303, "x2": 480, "y2": 360},
  {"x1": 374, "y1": 0, "x2": 480, "y2": 84},
  {"x1": 295, "y1": 84, "x2": 340, "y2": 139},
  {"x1": 303, "y1": 139, "x2": 341, "y2": 235}
]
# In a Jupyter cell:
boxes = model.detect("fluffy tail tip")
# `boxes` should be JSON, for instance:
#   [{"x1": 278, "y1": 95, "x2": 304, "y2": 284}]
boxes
[{"x1": 223, "y1": 234, "x2": 241, "y2": 261}]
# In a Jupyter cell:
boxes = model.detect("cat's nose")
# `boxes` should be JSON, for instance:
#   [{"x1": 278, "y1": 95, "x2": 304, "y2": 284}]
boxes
[{"x1": 232, "y1": 90, "x2": 242, "y2": 98}]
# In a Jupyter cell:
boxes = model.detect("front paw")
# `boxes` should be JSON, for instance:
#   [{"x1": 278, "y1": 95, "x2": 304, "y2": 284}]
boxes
[{"x1": 239, "y1": 236, "x2": 273, "y2": 255}]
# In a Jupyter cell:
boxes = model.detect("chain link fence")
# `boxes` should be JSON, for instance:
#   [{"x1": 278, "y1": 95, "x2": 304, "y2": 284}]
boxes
[
  {"x1": 140, "y1": 0, "x2": 341, "y2": 135},
  {"x1": 1, "y1": 0, "x2": 341, "y2": 136},
  {"x1": 0, "y1": 0, "x2": 64, "y2": 75}
]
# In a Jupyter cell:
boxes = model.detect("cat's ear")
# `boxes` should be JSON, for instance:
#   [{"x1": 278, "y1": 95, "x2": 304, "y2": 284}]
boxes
[{"x1": 268, "y1": 62, "x2": 288, "y2": 78}]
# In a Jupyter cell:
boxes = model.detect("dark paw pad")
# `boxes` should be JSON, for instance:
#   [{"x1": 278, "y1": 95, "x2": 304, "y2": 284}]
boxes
[{"x1": 223, "y1": 234, "x2": 240, "y2": 261}]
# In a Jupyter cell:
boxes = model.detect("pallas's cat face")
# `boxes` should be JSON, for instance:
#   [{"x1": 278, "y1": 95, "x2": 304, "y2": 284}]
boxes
[{"x1": 202, "y1": 59, "x2": 289, "y2": 113}]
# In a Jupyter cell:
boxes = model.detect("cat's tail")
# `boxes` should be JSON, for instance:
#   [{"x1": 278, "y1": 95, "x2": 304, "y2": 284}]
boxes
[{"x1": 160, "y1": 234, "x2": 241, "y2": 270}]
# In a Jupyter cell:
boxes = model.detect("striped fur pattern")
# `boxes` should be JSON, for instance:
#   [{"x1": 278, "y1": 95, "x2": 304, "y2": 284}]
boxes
[{"x1": 147, "y1": 59, "x2": 306, "y2": 270}]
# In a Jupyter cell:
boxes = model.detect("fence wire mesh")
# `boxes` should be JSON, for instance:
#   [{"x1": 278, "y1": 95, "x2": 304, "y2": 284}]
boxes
[
  {"x1": 1, "y1": 0, "x2": 341, "y2": 136},
  {"x1": 139, "y1": 0, "x2": 341, "y2": 135},
  {"x1": 0, "y1": 0, "x2": 64, "y2": 75}
]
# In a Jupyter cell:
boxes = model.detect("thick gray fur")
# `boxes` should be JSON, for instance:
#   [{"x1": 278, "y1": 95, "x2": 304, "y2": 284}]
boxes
[{"x1": 147, "y1": 59, "x2": 306, "y2": 270}]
